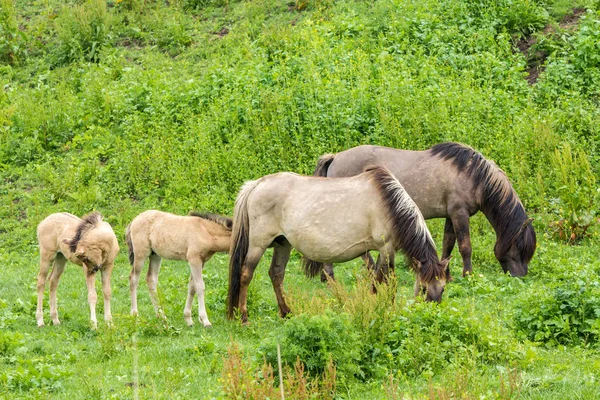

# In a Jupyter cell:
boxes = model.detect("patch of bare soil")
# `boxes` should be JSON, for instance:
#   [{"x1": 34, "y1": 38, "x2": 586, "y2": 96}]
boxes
[
  {"x1": 213, "y1": 27, "x2": 229, "y2": 38},
  {"x1": 517, "y1": 7, "x2": 587, "y2": 84}
]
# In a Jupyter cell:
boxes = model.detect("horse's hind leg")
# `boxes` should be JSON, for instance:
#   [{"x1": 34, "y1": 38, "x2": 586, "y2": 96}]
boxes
[
  {"x1": 184, "y1": 276, "x2": 195, "y2": 327},
  {"x1": 442, "y1": 218, "x2": 456, "y2": 281},
  {"x1": 450, "y1": 212, "x2": 472, "y2": 276},
  {"x1": 129, "y1": 250, "x2": 149, "y2": 317},
  {"x1": 36, "y1": 249, "x2": 55, "y2": 327},
  {"x1": 48, "y1": 253, "x2": 67, "y2": 325},
  {"x1": 239, "y1": 246, "x2": 267, "y2": 324},
  {"x1": 147, "y1": 254, "x2": 164, "y2": 319},
  {"x1": 268, "y1": 242, "x2": 292, "y2": 318}
]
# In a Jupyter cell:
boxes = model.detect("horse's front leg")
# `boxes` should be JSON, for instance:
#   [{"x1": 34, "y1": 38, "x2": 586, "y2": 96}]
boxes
[
  {"x1": 320, "y1": 263, "x2": 335, "y2": 282},
  {"x1": 85, "y1": 267, "x2": 98, "y2": 329},
  {"x1": 451, "y1": 211, "x2": 472, "y2": 276},
  {"x1": 188, "y1": 257, "x2": 211, "y2": 327},
  {"x1": 101, "y1": 263, "x2": 114, "y2": 326},
  {"x1": 442, "y1": 218, "x2": 456, "y2": 281},
  {"x1": 268, "y1": 243, "x2": 292, "y2": 318},
  {"x1": 48, "y1": 254, "x2": 67, "y2": 325}
]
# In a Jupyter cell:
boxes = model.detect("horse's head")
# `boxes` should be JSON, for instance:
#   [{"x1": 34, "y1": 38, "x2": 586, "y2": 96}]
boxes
[
  {"x1": 412, "y1": 257, "x2": 450, "y2": 303},
  {"x1": 494, "y1": 218, "x2": 536, "y2": 277}
]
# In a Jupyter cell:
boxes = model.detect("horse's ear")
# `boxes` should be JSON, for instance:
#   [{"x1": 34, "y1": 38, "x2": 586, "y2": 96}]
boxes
[{"x1": 441, "y1": 256, "x2": 452, "y2": 267}]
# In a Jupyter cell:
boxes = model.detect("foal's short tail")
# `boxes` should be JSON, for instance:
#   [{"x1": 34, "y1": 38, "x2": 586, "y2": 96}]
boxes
[
  {"x1": 313, "y1": 153, "x2": 335, "y2": 177},
  {"x1": 227, "y1": 180, "x2": 260, "y2": 320},
  {"x1": 125, "y1": 224, "x2": 134, "y2": 266}
]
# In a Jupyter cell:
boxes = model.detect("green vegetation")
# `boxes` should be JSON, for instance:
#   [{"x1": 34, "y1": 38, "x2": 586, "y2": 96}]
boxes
[{"x1": 1, "y1": 0, "x2": 599, "y2": 397}]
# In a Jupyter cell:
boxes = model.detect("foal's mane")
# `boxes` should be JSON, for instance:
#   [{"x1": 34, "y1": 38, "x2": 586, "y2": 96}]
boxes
[
  {"x1": 430, "y1": 142, "x2": 535, "y2": 263},
  {"x1": 68, "y1": 212, "x2": 103, "y2": 253},
  {"x1": 189, "y1": 212, "x2": 233, "y2": 230},
  {"x1": 367, "y1": 166, "x2": 444, "y2": 283}
]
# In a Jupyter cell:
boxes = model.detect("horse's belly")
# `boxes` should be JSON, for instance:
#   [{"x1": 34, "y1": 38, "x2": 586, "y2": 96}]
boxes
[{"x1": 290, "y1": 238, "x2": 373, "y2": 264}]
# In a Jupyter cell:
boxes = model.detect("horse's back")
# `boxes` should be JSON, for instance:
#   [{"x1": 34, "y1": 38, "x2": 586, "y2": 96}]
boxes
[
  {"x1": 326, "y1": 145, "x2": 472, "y2": 218},
  {"x1": 37, "y1": 213, "x2": 81, "y2": 252}
]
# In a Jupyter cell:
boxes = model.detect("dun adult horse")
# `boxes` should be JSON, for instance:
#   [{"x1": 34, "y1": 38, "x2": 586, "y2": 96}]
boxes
[
  {"x1": 314, "y1": 143, "x2": 536, "y2": 279},
  {"x1": 227, "y1": 166, "x2": 449, "y2": 324},
  {"x1": 126, "y1": 210, "x2": 232, "y2": 327},
  {"x1": 36, "y1": 212, "x2": 119, "y2": 329}
]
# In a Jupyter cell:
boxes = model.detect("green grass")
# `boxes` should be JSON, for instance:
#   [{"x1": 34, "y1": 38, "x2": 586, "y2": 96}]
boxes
[{"x1": 1, "y1": 0, "x2": 600, "y2": 398}]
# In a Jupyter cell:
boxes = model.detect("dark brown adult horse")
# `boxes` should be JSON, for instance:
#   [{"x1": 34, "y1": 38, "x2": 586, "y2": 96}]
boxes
[{"x1": 314, "y1": 143, "x2": 536, "y2": 279}]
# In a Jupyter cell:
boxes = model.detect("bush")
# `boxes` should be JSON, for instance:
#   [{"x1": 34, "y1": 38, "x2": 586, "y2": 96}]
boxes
[
  {"x1": 549, "y1": 143, "x2": 599, "y2": 242},
  {"x1": 514, "y1": 278, "x2": 600, "y2": 346},
  {"x1": 0, "y1": 0, "x2": 26, "y2": 64},
  {"x1": 259, "y1": 310, "x2": 361, "y2": 384},
  {"x1": 53, "y1": 0, "x2": 113, "y2": 65}
]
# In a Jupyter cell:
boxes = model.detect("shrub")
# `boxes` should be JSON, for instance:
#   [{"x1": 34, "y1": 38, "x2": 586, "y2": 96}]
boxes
[
  {"x1": 259, "y1": 309, "x2": 361, "y2": 385},
  {"x1": 514, "y1": 278, "x2": 600, "y2": 346},
  {"x1": 221, "y1": 341, "x2": 336, "y2": 399},
  {"x1": 549, "y1": 143, "x2": 599, "y2": 242},
  {"x1": 53, "y1": 0, "x2": 113, "y2": 65},
  {"x1": 0, "y1": 0, "x2": 26, "y2": 64}
]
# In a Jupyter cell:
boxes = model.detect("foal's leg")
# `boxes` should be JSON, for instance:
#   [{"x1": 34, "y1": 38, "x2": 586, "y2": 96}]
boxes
[
  {"x1": 188, "y1": 257, "x2": 212, "y2": 327},
  {"x1": 146, "y1": 254, "x2": 164, "y2": 318},
  {"x1": 48, "y1": 254, "x2": 67, "y2": 326},
  {"x1": 101, "y1": 263, "x2": 114, "y2": 326},
  {"x1": 239, "y1": 247, "x2": 266, "y2": 324},
  {"x1": 268, "y1": 243, "x2": 292, "y2": 318},
  {"x1": 36, "y1": 249, "x2": 55, "y2": 327},
  {"x1": 442, "y1": 218, "x2": 456, "y2": 281},
  {"x1": 184, "y1": 276, "x2": 196, "y2": 327},
  {"x1": 85, "y1": 267, "x2": 99, "y2": 329},
  {"x1": 451, "y1": 212, "x2": 473, "y2": 276},
  {"x1": 129, "y1": 251, "x2": 149, "y2": 317}
]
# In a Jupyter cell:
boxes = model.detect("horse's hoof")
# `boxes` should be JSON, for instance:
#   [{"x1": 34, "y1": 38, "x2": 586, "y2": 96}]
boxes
[
  {"x1": 52, "y1": 319, "x2": 61, "y2": 326},
  {"x1": 203, "y1": 323, "x2": 213, "y2": 328},
  {"x1": 37, "y1": 321, "x2": 45, "y2": 327},
  {"x1": 185, "y1": 320, "x2": 194, "y2": 327},
  {"x1": 90, "y1": 322, "x2": 98, "y2": 330}
]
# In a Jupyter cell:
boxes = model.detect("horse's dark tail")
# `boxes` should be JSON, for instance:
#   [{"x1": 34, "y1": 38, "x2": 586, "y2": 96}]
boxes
[
  {"x1": 227, "y1": 180, "x2": 260, "y2": 320},
  {"x1": 125, "y1": 224, "x2": 134, "y2": 266},
  {"x1": 313, "y1": 153, "x2": 335, "y2": 177},
  {"x1": 301, "y1": 257, "x2": 324, "y2": 278}
]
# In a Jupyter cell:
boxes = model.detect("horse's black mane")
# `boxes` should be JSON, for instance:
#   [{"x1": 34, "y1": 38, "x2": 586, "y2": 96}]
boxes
[
  {"x1": 367, "y1": 166, "x2": 444, "y2": 283},
  {"x1": 430, "y1": 142, "x2": 535, "y2": 263},
  {"x1": 68, "y1": 212, "x2": 102, "y2": 253},
  {"x1": 189, "y1": 212, "x2": 233, "y2": 230}
]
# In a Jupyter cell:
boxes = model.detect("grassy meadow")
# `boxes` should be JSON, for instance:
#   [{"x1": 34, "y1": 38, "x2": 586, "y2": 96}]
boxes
[{"x1": 1, "y1": 0, "x2": 600, "y2": 398}]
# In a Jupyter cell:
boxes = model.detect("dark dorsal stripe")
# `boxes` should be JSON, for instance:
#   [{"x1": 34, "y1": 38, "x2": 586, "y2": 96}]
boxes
[
  {"x1": 366, "y1": 166, "x2": 444, "y2": 283},
  {"x1": 69, "y1": 212, "x2": 102, "y2": 253},
  {"x1": 430, "y1": 142, "x2": 535, "y2": 264},
  {"x1": 189, "y1": 212, "x2": 233, "y2": 230}
]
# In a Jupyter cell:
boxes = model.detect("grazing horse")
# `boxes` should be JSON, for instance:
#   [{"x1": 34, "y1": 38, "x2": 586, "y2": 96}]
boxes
[
  {"x1": 314, "y1": 143, "x2": 536, "y2": 279},
  {"x1": 227, "y1": 166, "x2": 449, "y2": 324},
  {"x1": 36, "y1": 212, "x2": 119, "y2": 329},
  {"x1": 126, "y1": 210, "x2": 232, "y2": 327}
]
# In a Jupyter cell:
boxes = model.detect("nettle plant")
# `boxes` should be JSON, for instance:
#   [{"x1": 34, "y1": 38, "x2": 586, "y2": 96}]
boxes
[{"x1": 549, "y1": 143, "x2": 599, "y2": 243}]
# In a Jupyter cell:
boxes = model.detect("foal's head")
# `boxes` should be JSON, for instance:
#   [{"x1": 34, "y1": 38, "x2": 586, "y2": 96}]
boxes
[
  {"x1": 63, "y1": 213, "x2": 116, "y2": 273},
  {"x1": 413, "y1": 257, "x2": 450, "y2": 303}
]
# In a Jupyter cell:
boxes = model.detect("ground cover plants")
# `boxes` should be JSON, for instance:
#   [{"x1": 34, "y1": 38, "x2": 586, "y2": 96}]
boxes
[{"x1": 1, "y1": 0, "x2": 599, "y2": 398}]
